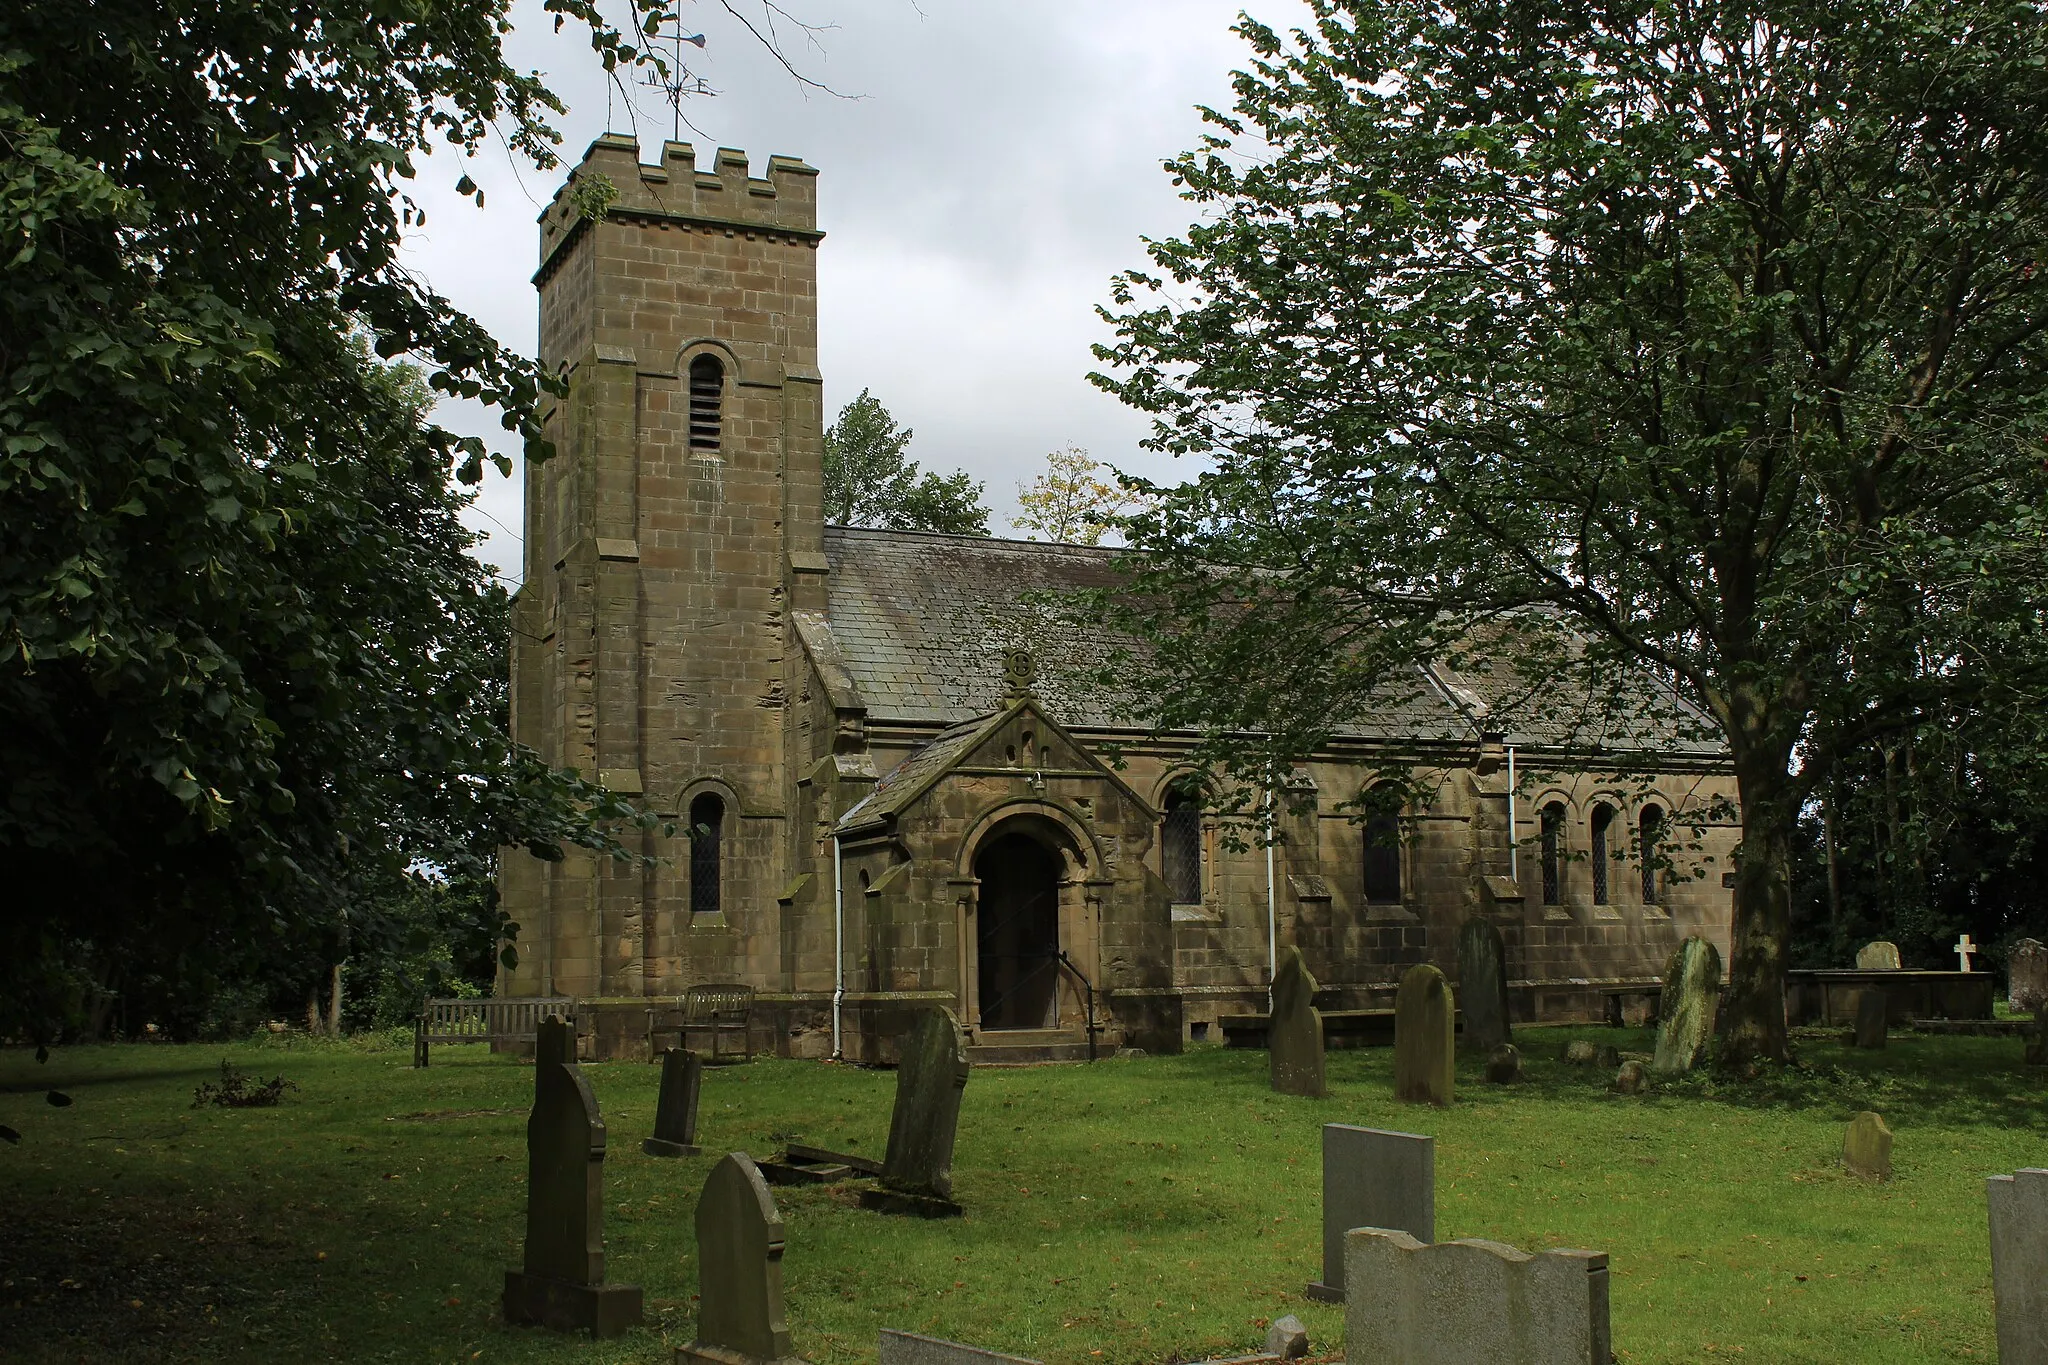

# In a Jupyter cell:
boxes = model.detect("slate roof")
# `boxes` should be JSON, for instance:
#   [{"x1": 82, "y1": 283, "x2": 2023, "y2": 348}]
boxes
[{"x1": 818, "y1": 526, "x2": 1726, "y2": 758}]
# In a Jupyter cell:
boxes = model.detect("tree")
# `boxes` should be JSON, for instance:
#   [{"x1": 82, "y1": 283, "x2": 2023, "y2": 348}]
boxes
[
  {"x1": 1092, "y1": 0, "x2": 2048, "y2": 1066},
  {"x1": 0, "y1": 0, "x2": 677, "y2": 1040},
  {"x1": 1014, "y1": 444, "x2": 1148, "y2": 546},
  {"x1": 822, "y1": 389, "x2": 990, "y2": 534}
]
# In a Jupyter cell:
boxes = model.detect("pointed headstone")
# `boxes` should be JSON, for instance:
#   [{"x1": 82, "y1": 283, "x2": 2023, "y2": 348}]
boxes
[
  {"x1": 1853, "y1": 989, "x2": 1887, "y2": 1050},
  {"x1": 1843, "y1": 1111, "x2": 1892, "y2": 1180},
  {"x1": 677, "y1": 1153, "x2": 806, "y2": 1365},
  {"x1": 503, "y1": 1016, "x2": 643, "y2": 1337},
  {"x1": 1653, "y1": 936, "x2": 1721, "y2": 1074},
  {"x1": 1269, "y1": 946, "x2": 1327, "y2": 1098},
  {"x1": 1456, "y1": 917, "x2": 1511, "y2": 1054},
  {"x1": 860, "y1": 1008, "x2": 972, "y2": 1216},
  {"x1": 1394, "y1": 963, "x2": 1455, "y2": 1106},
  {"x1": 644, "y1": 1048, "x2": 704, "y2": 1157},
  {"x1": 1855, "y1": 940, "x2": 1902, "y2": 971}
]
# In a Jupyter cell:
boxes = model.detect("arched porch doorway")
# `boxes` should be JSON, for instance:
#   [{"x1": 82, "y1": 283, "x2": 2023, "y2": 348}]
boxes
[{"x1": 972, "y1": 831, "x2": 1063, "y2": 1030}]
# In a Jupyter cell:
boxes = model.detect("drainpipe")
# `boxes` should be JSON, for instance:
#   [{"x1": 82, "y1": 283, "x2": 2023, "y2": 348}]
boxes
[
  {"x1": 831, "y1": 833, "x2": 845, "y2": 1061},
  {"x1": 1506, "y1": 745, "x2": 1518, "y2": 882},
  {"x1": 1265, "y1": 782, "x2": 1279, "y2": 1011}
]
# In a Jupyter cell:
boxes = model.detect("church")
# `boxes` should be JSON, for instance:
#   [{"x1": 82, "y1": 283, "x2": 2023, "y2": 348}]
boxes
[{"x1": 497, "y1": 136, "x2": 1741, "y2": 1062}]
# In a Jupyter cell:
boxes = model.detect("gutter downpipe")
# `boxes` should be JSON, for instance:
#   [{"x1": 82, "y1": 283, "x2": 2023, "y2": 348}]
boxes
[
  {"x1": 1265, "y1": 781, "x2": 1279, "y2": 1011},
  {"x1": 831, "y1": 833, "x2": 845, "y2": 1061},
  {"x1": 1506, "y1": 745, "x2": 1518, "y2": 882}
]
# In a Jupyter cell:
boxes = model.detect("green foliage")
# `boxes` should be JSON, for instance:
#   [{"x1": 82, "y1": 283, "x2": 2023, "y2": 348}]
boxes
[
  {"x1": 822, "y1": 389, "x2": 991, "y2": 535},
  {"x1": 1091, "y1": 0, "x2": 2048, "y2": 1063},
  {"x1": 191, "y1": 1058, "x2": 297, "y2": 1109}
]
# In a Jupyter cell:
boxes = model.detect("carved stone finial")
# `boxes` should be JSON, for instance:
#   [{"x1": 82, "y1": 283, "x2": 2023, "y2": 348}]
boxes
[{"x1": 1001, "y1": 647, "x2": 1037, "y2": 696}]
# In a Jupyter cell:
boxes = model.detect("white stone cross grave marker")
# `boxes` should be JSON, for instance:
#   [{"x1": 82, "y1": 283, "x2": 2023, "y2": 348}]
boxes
[{"x1": 1956, "y1": 934, "x2": 1978, "y2": 972}]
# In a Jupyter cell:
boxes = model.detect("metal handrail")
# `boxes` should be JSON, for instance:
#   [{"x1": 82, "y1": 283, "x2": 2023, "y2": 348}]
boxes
[{"x1": 1056, "y1": 951, "x2": 1100, "y2": 1063}]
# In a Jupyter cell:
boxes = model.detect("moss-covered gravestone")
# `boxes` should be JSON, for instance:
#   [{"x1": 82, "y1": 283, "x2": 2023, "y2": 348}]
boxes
[
  {"x1": 1269, "y1": 945, "x2": 1327, "y2": 1098},
  {"x1": 503, "y1": 1016, "x2": 643, "y2": 1337},
  {"x1": 859, "y1": 1008, "x2": 972, "y2": 1217},
  {"x1": 1855, "y1": 940, "x2": 1903, "y2": 970},
  {"x1": 644, "y1": 1048, "x2": 704, "y2": 1157},
  {"x1": 677, "y1": 1153, "x2": 807, "y2": 1365},
  {"x1": 1456, "y1": 917, "x2": 1510, "y2": 1054},
  {"x1": 1394, "y1": 963, "x2": 1455, "y2": 1106},
  {"x1": 1843, "y1": 1111, "x2": 1893, "y2": 1180},
  {"x1": 1653, "y1": 935, "x2": 1721, "y2": 1074},
  {"x1": 1853, "y1": 989, "x2": 1888, "y2": 1050}
]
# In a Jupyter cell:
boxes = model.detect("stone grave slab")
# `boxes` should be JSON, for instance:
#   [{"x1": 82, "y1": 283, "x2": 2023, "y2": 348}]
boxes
[
  {"x1": 503, "y1": 1016, "x2": 643, "y2": 1337},
  {"x1": 1990, "y1": 1167, "x2": 2048, "y2": 1365},
  {"x1": 1653, "y1": 936, "x2": 1721, "y2": 1074},
  {"x1": 1853, "y1": 989, "x2": 1888, "y2": 1050},
  {"x1": 1345, "y1": 1227, "x2": 1611, "y2": 1365},
  {"x1": 879, "y1": 1330, "x2": 1042, "y2": 1365},
  {"x1": 1843, "y1": 1111, "x2": 1892, "y2": 1180},
  {"x1": 1268, "y1": 945, "x2": 1327, "y2": 1098},
  {"x1": 1394, "y1": 963, "x2": 1455, "y2": 1106},
  {"x1": 1856, "y1": 940, "x2": 1903, "y2": 971},
  {"x1": 1305, "y1": 1124, "x2": 1434, "y2": 1303},
  {"x1": 2012, "y1": 940, "x2": 2048, "y2": 1014},
  {"x1": 644, "y1": 1048, "x2": 704, "y2": 1157},
  {"x1": 860, "y1": 1007, "x2": 972, "y2": 1217},
  {"x1": 1457, "y1": 917, "x2": 1511, "y2": 1054},
  {"x1": 677, "y1": 1153, "x2": 806, "y2": 1365}
]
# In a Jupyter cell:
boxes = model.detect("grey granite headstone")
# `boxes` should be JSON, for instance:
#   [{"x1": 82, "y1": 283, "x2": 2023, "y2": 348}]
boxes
[
  {"x1": 1842, "y1": 1111, "x2": 1892, "y2": 1180},
  {"x1": 1345, "y1": 1227, "x2": 1611, "y2": 1365},
  {"x1": 677, "y1": 1153, "x2": 806, "y2": 1365},
  {"x1": 860, "y1": 1008, "x2": 971, "y2": 1216},
  {"x1": 1394, "y1": 963, "x2": 1455, "y2": 1106},
  {"x1": 1305, "y1": 1124, "x2": 1434, "y2": 1303},
  {"x1": 503, "y1": 1016, "x2": 643, "y2": 1337},
  {"x1": 1652, "y1": 936, "x2": 1720, "y2": 1074},
  {"x1": 1269, "y1": 945, "x2": 1327, "y2": 1098},
  {"x1": 1853, "y1": 989, "x2": 1888, "y2": 1050},
  {"x1": 644, "y1": 1048, "x2": 704, "y2": 1157},
  {"x1": 1457, "y1": 917, "x2": 1511, "y2": 1054},
  {"x1": 2012, "y1": 940, "x2": 2048, "y2": 1014},
  {"x1": 879, "y1": 1330, "x2": 1041, "y2": 1365},
  {"x1": 1989, "y1": 1167, "x2": 2048, "y2": 1364},
  {"x1": 1855, "y1": 940, "x2": 1902, "y2": 971}
]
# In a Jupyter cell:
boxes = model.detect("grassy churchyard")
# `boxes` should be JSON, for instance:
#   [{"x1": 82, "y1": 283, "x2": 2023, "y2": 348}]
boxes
[{"x1": 1, "y1": 1029, "x2": 2038, "y2": 1364}]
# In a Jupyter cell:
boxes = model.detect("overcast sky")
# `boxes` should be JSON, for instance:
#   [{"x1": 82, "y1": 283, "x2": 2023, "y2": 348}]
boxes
[{"x1": 399, "y1": 0, "x2": 1311, "y2": 584}]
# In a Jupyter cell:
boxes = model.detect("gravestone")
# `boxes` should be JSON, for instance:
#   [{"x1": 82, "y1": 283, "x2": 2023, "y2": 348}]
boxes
[
  {"x1": 1305, "y1": 1124, "x2": 1435, "y2": 1303},
  {"x1": 1268, "y1": 945, "x2": 1327, "y2": 1098},
  {"x1": 644, "y1": 1048, "x2": 704, "y2": 1157},
  {"x1": 2013, "y1": 940, "x2": 2048, "y2": 1013},
  {"x1": 859, "y1": 1008, "x2": 972, "y2": 1217},
  {"x1": 1610, "y1": 1060, "x2": 1647, "y2": 1095},
  {"x1": 1457, "y1": 917, "x2": 1511, "y2": 1054},
  {"x1": 677, "y1": 1153, "x2": 806, "y2": 1365},
  {"x1": 1855, "y1": 940, "x2": 1903, "y2": 971},
  {"x1": 1266, "y1": 1315, "x2": 1309, "y2": 1360},
  {"x1": 1345, "y1": 1228, "x2": 1611, "y2": 1365},
  {"x1": 1652, "y1": 936, "x2": 1721, "y2": 1075},
  {"x1": 1485, "y1": 1044, "x2": 1522, "y2": 1084},
  {"x1": 1988, "y1": 1167, "x2": 2048, "y2": 1365},
  {"x1": 1842, "y1": 1111, "x2": 1892, "y2": 1181},
  {"x1": 503, "y1": 1016, "x2": 643, "y2": 1337},
  {"x1": 1394, "y1": 963, "x2": 1455, "y2": 1106},
  {"x1": 1563, "y1": 1040, "x2": 1598, "y2": 1065},
  {"x1": 2028, "y1": 1006, "x2": 2048, "y2": 1068},
  {"x1": 1853, "y1": 989, "x2": 1888, "y2": 1050},
  {"x1": 879, "y1": 1331, "x2": 1041, "y2": 1365}
]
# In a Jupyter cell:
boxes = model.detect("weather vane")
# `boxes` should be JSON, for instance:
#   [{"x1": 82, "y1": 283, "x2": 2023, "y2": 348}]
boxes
[{"x1": 639, "y1": 9, "x2": 712, "y2": 143}]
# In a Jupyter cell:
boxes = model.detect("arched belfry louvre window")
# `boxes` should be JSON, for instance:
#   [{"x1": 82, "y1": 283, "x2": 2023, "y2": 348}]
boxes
[
  {"x1": 689, "y1": 791, "x2": 724, "y2": 917},
  {"x1": 687, "y1": 354, "x2": 724, "y2": 454},
  {"x1": 1639, "y1": 804, "x2": 1665, "y2": 904},
  {"x1": 1161, "y1": 781, "x2": 1203, "y2": 905},
  {"x1": 1590, "y1": 803, "x2": 1615, "y2": 905},
  {"x1": 1362, "y1": 789, "x2": 1402, "y2": 904},
  {"x1": 1540, "y1": 802, "x2": 1566, "y2": 906}
]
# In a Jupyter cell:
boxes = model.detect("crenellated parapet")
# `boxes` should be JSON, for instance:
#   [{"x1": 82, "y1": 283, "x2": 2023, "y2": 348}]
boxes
[{"x1": 537, "y1": 134, "x2": 820, "y2": 279}]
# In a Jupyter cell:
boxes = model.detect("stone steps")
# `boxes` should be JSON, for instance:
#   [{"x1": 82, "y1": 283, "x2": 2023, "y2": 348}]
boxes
[{"x1": 966, "y1": 1028, "x2": 1096, "y2": 1066}]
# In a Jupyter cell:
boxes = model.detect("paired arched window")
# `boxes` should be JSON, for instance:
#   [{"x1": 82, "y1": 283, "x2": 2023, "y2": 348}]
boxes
[
  {"x1": 1590, "y1": 802, "x2": 1615, "y2": 905},
  {"x1": 1539, "y1": 802, "x2": 1566, "y2": 906},
  {"x1": 1639, "y1": 804, "x2": 1664, "y2": 904},
  {"x1": 689, "y1": 791, "x2": 724, "y2": 917},
  {"x1": 688, "y1": 354, "x2": 724, "y2": 453},
  {"x1": 1362, "y1": 788, "x2": 1402, "y2": 904},
  {"x1": 1161, "y1": 781, "x2": 1203, "y2": 905}
]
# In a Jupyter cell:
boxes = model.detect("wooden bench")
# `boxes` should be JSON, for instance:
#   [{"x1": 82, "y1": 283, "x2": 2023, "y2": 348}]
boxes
[
  {"x1": 413, "y1": 997, "x2": 574, "y2": 1068},
  {"x1": 647, "y1": 984, "x2": 756, "y2": 1063}
]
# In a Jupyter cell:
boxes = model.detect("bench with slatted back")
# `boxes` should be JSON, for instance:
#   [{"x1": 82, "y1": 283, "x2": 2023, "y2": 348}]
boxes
[
  {"x1": 646, "y1": 984, "x2": 756, "y2": 1063},
  {"x1": 413, "y1": 997, "x2": 574, "y2": 1068}
]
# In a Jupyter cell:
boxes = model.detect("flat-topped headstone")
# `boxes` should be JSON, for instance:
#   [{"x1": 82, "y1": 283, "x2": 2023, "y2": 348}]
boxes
[
  {"x1": 1855, "y1": 940, "x2": 1902, "y2": 971},
  {"x1": 1653, "y1": 936, "x2": 1720, "y2": 1074},
  {"x1": 1842, "y1": 1111, "x2": 1892, "y2": 1180},
  {"x1": 1394, "y1": 963, "x2": 1454, "y2": 1106},
  {"x1": 1989, "y1": 1167, "x2": 2048, "y2": 1364},
  {"x1": 879, "y1": 1330, "x2": 1042, "y2": 1365},
  {"x1": 1853, "y1": 989, "x2": 1887, "y2": 1050},
  {"x1": 678, "y1": 1153, "x2": 806, "y2": 1365},
  {"x1": 1305, "y1": 1124, "x2": 1434, "y2": 1302},
  {"x1": 503, "y1": 1016, "x2": 643, "y2": 1337},
  {"x1": 1345, "y1": 1228, "x2": 1611, "y2": 1365},
  {"x1": 645, "y1": 1048, "x2": 704, "y2": 1157},
  {"x1": 1269, "y1": 945, "x2": 1327, "y2": 1098},
  {"x1": 1457, "y1": 917, "x2": 1511, "y2": 1054},
  {"x1": 860, "y1": 1007, "x2": 971, "y2": 1217},
  {"x1": 2013, "y1": 940, "x2": 2048, "y2": 1014}
]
